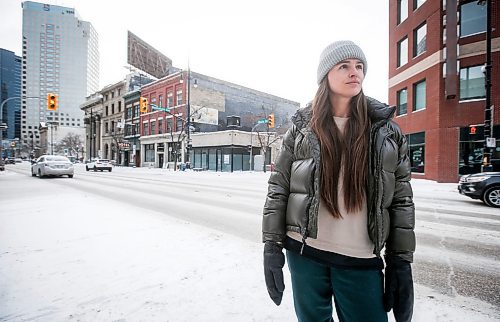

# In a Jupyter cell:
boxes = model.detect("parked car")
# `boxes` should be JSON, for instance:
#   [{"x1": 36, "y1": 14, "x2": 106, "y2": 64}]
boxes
[
  {"x1": 31, "y1": 155, "x2": 74, "y2": 178},
  {"x1": 0, "y1": 160, "x2": 4, "y2": 171},
  {"x1": 5, "y1": 157, "x2": 16, "y2": 164},
  {"x1": 458, "y1": 172, "x2": 500, "y2": 208},
  {"x1": 86, "y1": 158, "x2": 112, "y2": 172}
]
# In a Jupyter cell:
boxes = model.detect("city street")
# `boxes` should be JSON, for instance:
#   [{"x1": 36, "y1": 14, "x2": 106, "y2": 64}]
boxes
[{"x1": 1, "y1": 162, "x2": 499, "y2": 321}]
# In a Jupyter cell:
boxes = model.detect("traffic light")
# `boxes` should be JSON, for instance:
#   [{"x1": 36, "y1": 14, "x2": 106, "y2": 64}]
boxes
[
  {"x1": 267, "y1": 113, "x2": 275, "y2": 128},
  {"x1": 469, "y1": 125, "x2": 477, "y2": 135},
  {"x1": 140, "y1": 97, "x2": 148, "y2": 113},
  {"x1": 47, "y1": 93, "x2": 58, "y2": 111}
]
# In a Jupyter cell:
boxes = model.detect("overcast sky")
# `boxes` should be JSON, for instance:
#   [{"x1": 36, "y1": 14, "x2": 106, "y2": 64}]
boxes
[{"x1": 0, "y1": 0, "x2": 390, "y2": 106}]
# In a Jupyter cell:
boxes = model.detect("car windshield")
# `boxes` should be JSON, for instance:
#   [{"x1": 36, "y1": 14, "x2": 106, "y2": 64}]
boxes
[{"x1": 46, "y1": 156, "x2": 70, "y2": 162}]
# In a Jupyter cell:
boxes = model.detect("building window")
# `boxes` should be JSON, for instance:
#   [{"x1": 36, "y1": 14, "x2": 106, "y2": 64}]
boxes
[
  {"x1": 398, "y1": 0, "x2": 408, "y2": 24},
  {"x1": 176, "y1": 117, "x2": 183, "y2": 131},
  {"x1": 176, "y1": 90, "x2": 183, "y2": 106},
  {"x1": 134, "y1": 104, "x2": 139, "y2": 117},
  {"x1": 167, "y1": 118, "x2": 172, "y2": 132},
  {"x1": 407, "y1": 132, "x2": 425, "y2": 173},
  {"x1": 413, "y1": 79, "x2": 426, "y2": 111},
  {"x1": 397, "y1": 37, "x2": 408, "y2": 67},
  {"x1": 118, "y1": 101, "x2": 122, "y2": 112},
  {"x1": 159, "y1": 95, "x2": 163, "y2": 107},
  {"x1": 145, "y1": 144, "x2": 155, "y2": 162},
  {"x1": 111, "y1": 104, "x2": 115, "y2": 114},
  {"x1": 158, "y1": 119, "x2": 163, "y2": 134},
  {"x1": 151, "y1": 121, "x2": 156, "y2": 135},
  {"x1": 414, "y1": 0, "x2": 425, "y2": 10},
  {"x1": 105, "y1": 122, "x2": 109, "y2": 133},
  {"x1": 413, "y1": 23, "x2": 427, "y2": 57},
  {"x1": 460, "y1": 65, "x2": 485, "y2": 100},
  {"x1": 460, "y1": 1, "x2": 487, "y2": 37},
  {"x1": 167, "y1": 92, "x2": 173, "y2": 107},
  {"x1": 105, "y1": 106, "x2": 109, "y2": 116},
  {"x1": 397, "y1": 88, "x2": 408, "y2": 115},
  {"x1": 143, "y1": 122, "x2": 149, "y2": 136}
]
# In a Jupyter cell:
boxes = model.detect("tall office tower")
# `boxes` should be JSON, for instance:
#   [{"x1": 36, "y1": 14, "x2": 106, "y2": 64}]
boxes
[
  {"x1": 21, "y1": 1, "x2": 99, "y2": 147},
  {"x1": 0, "y1": 49, "x2": 21, "y2": 140}
]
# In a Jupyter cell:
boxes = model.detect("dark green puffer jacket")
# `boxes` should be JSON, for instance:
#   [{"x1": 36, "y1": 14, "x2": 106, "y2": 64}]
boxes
[{"x1": 262, "y1": 97, "x2": 416, "y2": 262}]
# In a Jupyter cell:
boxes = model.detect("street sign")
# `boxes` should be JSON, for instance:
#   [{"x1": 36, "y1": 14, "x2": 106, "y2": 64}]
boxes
[
  {"x1": 151, "y1": 104, "x2": 170, "y2": 112},
  {"x1": 486, "y1": 137, "x2": 496, "y2": 148},
  {"x1": 257, "y1": 119, "x2": 268, "y2": 124}
]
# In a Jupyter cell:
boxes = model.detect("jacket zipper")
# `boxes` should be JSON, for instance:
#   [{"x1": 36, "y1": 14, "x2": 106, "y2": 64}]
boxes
[{"x1": 374, "y1": 128, "x2": 393, "y2": 256}]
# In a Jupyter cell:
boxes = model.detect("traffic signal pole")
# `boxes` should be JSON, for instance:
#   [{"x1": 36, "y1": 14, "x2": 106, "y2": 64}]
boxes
[{"x1": 481, "y1": 0, "x2": 493, "y2": 172}]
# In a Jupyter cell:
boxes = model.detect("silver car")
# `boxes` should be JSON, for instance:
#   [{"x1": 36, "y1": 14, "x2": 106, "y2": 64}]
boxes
[{"x1": 31, "y1": 155, "x2": 74, "y2": 178}]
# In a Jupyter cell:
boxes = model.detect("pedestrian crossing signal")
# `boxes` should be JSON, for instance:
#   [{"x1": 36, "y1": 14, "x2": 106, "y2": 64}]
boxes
[
  {"x1": 469, "y1": 125, "x2": 477, "y2": 135},
  {"x1": 140, "y1": 97, "x2": 148, "y2": 113},
  {"x1": 47, "y1": 93, "x2": 58, "y2": 111}
]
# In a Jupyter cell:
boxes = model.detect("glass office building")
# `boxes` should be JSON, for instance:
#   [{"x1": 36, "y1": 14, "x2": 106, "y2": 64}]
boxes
[
  {"x1": 21, "y1": 1, "x2": 99, "y2": 147},
  {"x1": 0, "y1": 49, "x2": 21, "y2": 140}
]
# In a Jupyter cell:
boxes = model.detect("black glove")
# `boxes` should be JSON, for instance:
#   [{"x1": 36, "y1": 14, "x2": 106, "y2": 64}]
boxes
[
  {"x1": 263, "y1": 241, "x2": 285, "y2": 305},
  {"x1": 384, "y1": 256, "x2": 414, "y2": 322}
]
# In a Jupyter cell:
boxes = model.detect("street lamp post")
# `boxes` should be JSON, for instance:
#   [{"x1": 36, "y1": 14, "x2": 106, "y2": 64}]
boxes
[
  {"x1": 0, "y1": 96, "x2": 39, "y2": 162},
  {"x1": 89, "y1": 108, "x2": 93, "y2": 160},
  {"x1": 478, "y1": 0, "x2": 493, "y2": 172}
]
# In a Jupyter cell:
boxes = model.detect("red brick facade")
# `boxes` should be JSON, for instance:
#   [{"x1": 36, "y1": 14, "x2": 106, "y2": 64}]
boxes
[
  {"x1": 388, "y1": 0, "x2": 500, "y2": 182},
  {"x1": 140, "y1": 71, "x2": 187, "y2": 136}
]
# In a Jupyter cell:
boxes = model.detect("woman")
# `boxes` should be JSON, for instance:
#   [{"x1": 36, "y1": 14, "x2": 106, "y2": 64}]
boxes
[{"x1": 262, "y1": 40, "x2": 415, "y2": 322}]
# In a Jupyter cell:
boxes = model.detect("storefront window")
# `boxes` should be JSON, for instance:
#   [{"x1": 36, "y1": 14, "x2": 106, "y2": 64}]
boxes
[
  {"x1": 145, "y1": 144, "x2": 155, "y2": 162},
  {"x1": 407, "y1": 132, "x2": 425, "y2": 173},
  {"x1": 459, "y1": 125, "x2": 500, "y2": 174},
  {"x1": 233, "y1": 153, "x2": 243, "y2": 171}
]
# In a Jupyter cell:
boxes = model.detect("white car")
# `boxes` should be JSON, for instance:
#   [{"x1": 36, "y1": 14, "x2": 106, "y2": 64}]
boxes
[
  {"x1": 31, "y1": 155, "x2": 74, "y2": 178},
  {"x1": 86, "y1": 158, "x2": 113, "y2": 172}
]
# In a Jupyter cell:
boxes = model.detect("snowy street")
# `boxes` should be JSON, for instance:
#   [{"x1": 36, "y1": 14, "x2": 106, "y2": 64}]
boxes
[{"x1": 1, "y1": 163, "x2": 499, "y2": 321}]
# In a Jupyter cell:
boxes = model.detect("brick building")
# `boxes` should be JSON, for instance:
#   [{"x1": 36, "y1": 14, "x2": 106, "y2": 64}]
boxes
[
  {"x1": 389, "y1": 0, "x2": 499, "y2": 182},
  {"x1": 139, "y1": 70, "x2": 299, "y2": 170}
]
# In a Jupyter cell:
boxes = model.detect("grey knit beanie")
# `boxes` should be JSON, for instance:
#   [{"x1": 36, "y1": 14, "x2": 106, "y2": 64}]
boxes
[{"x1": 317, "y1": 40, "x2": 367, "y2": 84}]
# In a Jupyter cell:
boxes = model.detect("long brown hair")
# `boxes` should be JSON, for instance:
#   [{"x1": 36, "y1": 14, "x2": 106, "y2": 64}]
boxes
[{"x1": 310, "y1": 78, "x2": 371, "y2": 218}]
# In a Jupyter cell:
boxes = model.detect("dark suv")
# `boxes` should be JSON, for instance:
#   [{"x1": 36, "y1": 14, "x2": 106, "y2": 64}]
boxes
[{"x1": 458, "y1": 172, "x2": 500, "y2": 208}]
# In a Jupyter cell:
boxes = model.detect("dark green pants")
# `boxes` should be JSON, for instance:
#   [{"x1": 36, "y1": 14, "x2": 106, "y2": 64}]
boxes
[{"x1": 287, "y1": 251, "x2": 387, "y2": 322}]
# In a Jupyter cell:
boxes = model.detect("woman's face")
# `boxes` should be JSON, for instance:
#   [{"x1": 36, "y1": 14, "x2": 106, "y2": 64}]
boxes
[{"x1": 326, "y1": 59, "x2": 365, "y2": 99}]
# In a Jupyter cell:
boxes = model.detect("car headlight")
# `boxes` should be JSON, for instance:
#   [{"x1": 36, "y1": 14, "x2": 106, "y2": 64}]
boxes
[{"x1": 466, "y1": 176, "x2": 490, "y2": 183}]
